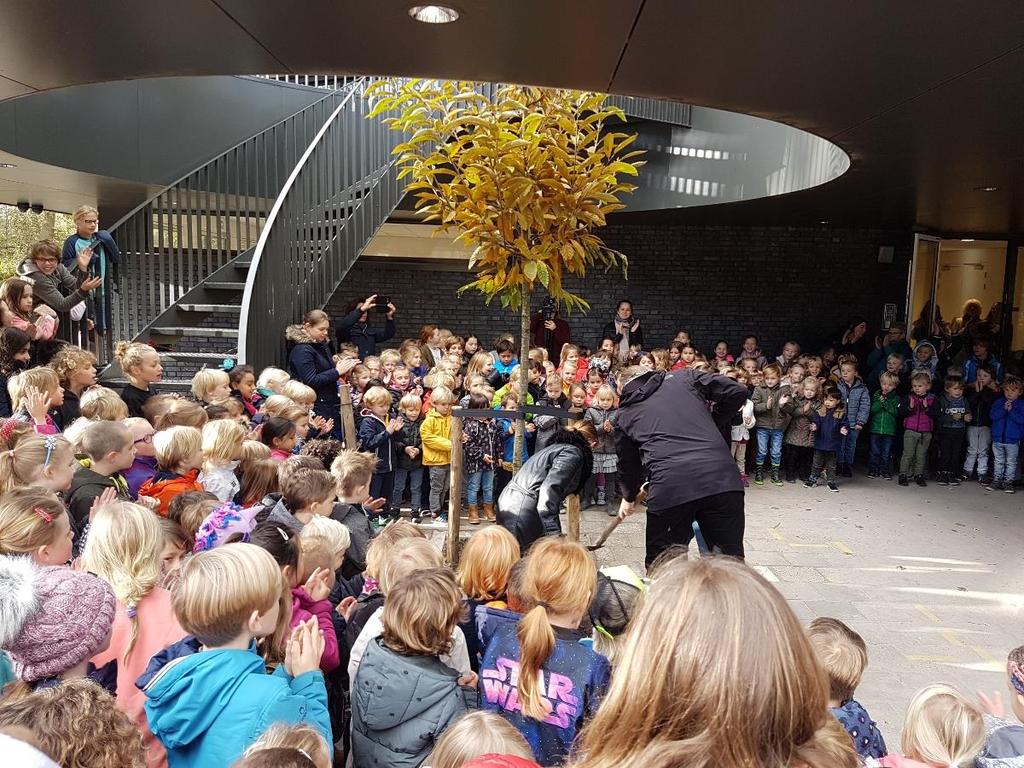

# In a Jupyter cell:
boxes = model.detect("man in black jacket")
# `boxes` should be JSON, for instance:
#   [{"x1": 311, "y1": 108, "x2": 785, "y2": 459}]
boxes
[
  {"x1": 335, "y1": 293, "x2": 397, "y2": 358},
  {"x1": 615, "y1": 366, "x2": 748, "y2": 568}
]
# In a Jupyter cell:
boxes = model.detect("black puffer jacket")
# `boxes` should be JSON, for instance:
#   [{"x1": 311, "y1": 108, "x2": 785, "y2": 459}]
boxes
[{"x1": 496, "y1": 428, "x2": 592, "y2": 552}]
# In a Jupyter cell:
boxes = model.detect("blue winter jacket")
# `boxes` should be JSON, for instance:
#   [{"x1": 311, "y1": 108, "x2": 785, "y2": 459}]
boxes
[
  {"x1": 357, "y1": 410, "x2": 394, "y2": 473},
  {"x1": 479, "y1": 622, "x2": 610, "y2": 766},
  {"x1": 810, "y1": 408, "x2": 846, "y2": 453},
  {"x1": 963, "y1": 354, "x2": 1003, "y2": 384},
  {"x1": 286, "y1": 325, "x2": 340, "y2": 409},
  {"x1": 837, "y1": 377, "x2": 870, "y2": 428},
  {"x1": 137, "y1": 636, "x2": 331, "y2": 768},
  {"x1": 990, "y1": 397, "x2": 1024, "y2": 445}
]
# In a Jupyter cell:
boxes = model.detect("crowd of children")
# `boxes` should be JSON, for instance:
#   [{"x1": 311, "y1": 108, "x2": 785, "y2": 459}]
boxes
[{"x1": 0, "y1": 281, "x2": 1021, "y2": 767}]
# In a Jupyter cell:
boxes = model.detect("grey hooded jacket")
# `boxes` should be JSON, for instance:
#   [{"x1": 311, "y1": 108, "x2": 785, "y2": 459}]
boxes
[
  {"x1": 351, "y1": 637, "x2": 474, "y2": 768},
  {"x1": 977, "y1": 715, "x2": 1024, "y2": 768}
]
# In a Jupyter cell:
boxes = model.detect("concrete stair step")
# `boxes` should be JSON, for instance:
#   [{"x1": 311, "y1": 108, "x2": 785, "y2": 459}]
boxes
[
  {"x1": 150, "y1": 326, "x2": 239, "y2": 338},
  {"x1": 178, "y1": 303, "x2": 241, "y2": 313},
  {"x1": 204, "y1": 281, "x2": 246, "y2": 291}
]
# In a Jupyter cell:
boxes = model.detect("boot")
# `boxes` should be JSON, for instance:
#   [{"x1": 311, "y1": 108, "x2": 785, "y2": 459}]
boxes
[
  {"x1": 467, "y1": 504, "x2": 480, "y2": 525},
  {"x1": 483, "y1": 502, "x2": 496, "y2": 522},
  {"x1": 754, "y1": 468, "x2": 765, "y2": 486},
  {"x1": 596, "y1": 487, "x2": 606, "y2": 506},
  {"x1": 770, "y1": 467, "x2": 783, "y2": 486}
]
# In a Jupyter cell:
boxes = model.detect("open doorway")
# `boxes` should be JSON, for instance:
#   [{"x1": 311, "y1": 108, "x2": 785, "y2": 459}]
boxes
[{"x1": 906, "y1": 236, "x2": 1007, "y2": 349}]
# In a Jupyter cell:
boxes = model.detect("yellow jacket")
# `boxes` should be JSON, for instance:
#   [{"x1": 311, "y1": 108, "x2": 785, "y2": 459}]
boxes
[{"x1": 420, "y1": 408, "x2": 452, "y2": 466}]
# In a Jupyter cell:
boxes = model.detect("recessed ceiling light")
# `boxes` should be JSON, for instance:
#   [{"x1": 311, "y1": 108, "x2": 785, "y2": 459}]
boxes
[
  {"x1": 408, "y1": 4, "x2": 460, "y2": 23},
  {"x1": 819, "y1": 220, "x2": 830, "y2": 225},
  {"x1": 0, "y1": 162, "x2": 16, "y2": 169},
  {"x1": 974, "y1": 185, "x2": 998, "y2": 192},
  {"x1": 961, "y1": 238, "x2": 975, "y2": 242}
]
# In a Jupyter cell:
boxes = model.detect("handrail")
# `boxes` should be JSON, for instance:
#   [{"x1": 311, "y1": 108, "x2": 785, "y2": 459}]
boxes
[
  {"x1": 104, "y1": 86, "x2": 355, "y2": 363},
  {"x1": 239, "y1": 77, "x2": 402, "y2": 368}
]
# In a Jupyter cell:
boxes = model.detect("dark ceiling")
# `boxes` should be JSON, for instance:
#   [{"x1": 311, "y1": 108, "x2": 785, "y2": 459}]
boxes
[{"x1": 3, "y1": 0, "x2": 1024, "y2": 234}]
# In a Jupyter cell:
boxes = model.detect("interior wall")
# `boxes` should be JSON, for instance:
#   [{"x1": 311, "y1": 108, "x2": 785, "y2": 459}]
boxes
[{"x1": 935, "y1": 242, "x2": 1006, "y2": 323}]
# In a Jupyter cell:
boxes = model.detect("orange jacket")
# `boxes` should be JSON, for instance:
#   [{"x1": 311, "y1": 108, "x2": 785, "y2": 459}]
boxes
[{"x1": 138, "y1": 469, "x2": 203, "y2": 515}]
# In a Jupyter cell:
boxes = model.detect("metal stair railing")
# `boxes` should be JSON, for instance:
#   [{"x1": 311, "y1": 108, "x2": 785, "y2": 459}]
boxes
[
  {"x1": 239, "y1": 79, "x2": 402, "y2": 369},
  {"x1": 100, "y1": 85, "x2": 357, "y2": 365}
]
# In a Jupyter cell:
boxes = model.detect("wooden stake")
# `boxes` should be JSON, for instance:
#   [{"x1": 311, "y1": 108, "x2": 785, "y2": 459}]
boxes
[
  {"x1": 446, "y1": 412, "x2": 464, "y2": 566},
  {"x1": 567, "y1": 493, "x2": 580, "y2": 542},
  {"x1": 339, "y1": 385, "x2": 357, "y2": 450}
]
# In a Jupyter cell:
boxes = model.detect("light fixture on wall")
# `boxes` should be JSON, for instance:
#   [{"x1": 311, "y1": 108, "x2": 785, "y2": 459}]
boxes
[
  {"x1": 0, "y1": 162, "x2": 16, "y2": 169},
  {"x1": 408, "y1": 5, "x2": 460, "y2": 23},
  {"x1": 960, "y1": 238, "x2": 975, "y2": 242},
  {"x1": 973, "y1": 185, "x2": 998, "y2": 192},
  {"x1": 877, "y1": 245, "x2": 895, "y2": 264}
]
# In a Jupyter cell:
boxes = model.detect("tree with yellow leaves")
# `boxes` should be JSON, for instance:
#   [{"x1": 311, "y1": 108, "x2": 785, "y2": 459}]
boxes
[{"x1": 367, "y1": 80, "x2": 644, "y2": 467}]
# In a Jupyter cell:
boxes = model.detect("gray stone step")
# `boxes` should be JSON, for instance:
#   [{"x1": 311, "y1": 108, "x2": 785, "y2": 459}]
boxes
[
  {"x1": 150, "y1": 326, "x2": 239, "y2": 338},
  {"x1": 204, "y1": 281, "x2": 246, "y2": 291},
  {"x1": 178, "y1": 303, "x2": 241, "y2": 313}
]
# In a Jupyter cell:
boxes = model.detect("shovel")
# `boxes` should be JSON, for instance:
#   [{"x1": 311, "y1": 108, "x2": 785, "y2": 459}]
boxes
[{"x1": 587, "y1": 483, "x2": 647, "y2": 551}]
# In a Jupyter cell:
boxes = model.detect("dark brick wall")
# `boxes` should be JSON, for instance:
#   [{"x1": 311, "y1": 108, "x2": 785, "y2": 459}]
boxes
[{"x1": 326, "y1": 224, "x2": 913, "y2": 358}]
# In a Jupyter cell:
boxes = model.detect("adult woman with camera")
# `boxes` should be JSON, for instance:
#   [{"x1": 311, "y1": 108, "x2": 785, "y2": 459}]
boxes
[{"x1": 334, "y1": 294, "x2": 396, "y2": 358}]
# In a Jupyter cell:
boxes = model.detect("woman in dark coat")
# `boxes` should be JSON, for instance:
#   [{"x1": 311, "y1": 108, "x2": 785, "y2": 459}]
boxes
[
  {"x1": 496, "y1": 421, "x2": 597, "y2": 552},
  {"x1": 334, "y1": 293, "x2": 397, "y2": 358},
  {"x1": 835, "y1": 317, "x2": 873, "y2": 372},
  {"x1": 286, "y1": 309, "x2": 356, "y2": 440}
]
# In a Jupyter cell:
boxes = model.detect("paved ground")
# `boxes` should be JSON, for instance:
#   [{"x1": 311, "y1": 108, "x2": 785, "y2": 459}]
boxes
[{"x1": 576, "y1": 477, "x2": 1024, "y2": 742}]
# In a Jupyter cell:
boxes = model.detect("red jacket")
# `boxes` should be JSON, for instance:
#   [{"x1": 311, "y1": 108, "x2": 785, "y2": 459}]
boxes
[{"x1": 138, "y1": 469, "x2": 203, "y2": 515}]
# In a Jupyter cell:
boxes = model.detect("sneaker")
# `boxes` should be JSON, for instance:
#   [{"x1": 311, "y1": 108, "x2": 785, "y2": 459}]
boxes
[
  {"x1": 866, "y1": 468, "x2": 879, "y2": 479},
  {"x1": 596, "y1": 489, "x2": 606, "y2": 506},
  {"x1": 827, "y1": 482, "x2": 839, "y2": 493},
  {"x1": 986, "y1": 479, "x2": 1001, "y2": 491},
  {"x1": 372, "y1": 515, "x2": 389, "y2": 528},
  {"x1": 770, "y1": 468, "x2": 783, "y2": 486},
  {"x1": 979, "y1": 475, "x2": 992, "y2": 486},
  {"x1": 410, "y1": 511, "x2": 422, "y2": 524},
  {"x1": 950, "y1": 475, "x2": 961, "y2": 487},
  {"x1": 740, "y1": 473, "x2": 749, "y2": 487},
  {"x1": 437, "y1": 513, "x2": 449, "y2": 522},
  {"x1": 754, "y1": 469, "x2": 765, "y2": 486},
  {"x1": 882, "y1": 471, "x2": 893, "y2": 480},
  {"x1": 1005, "y1": 484, "x2": 1016, "y2": 494},
  {"x1": 958, "y1": 471, "x2": 970, "y2": 482},
  {"x1": 898, "y1": 474, "x2": 909, "y2": 486},
  {"x1": 937, "y1": 473, "x2": 949, "y2": 487},
  {"x1": 915, "y1": 475, "x2": 927, "y2": 487},
  {"x1": 803, "y1": 477, "x2": 817, "y2": 488}
]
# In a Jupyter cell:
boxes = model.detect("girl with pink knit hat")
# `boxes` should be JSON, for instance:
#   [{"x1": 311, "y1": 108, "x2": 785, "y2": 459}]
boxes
[{"x1": 0, "y1": 554, "x2": 117, "y2": 697}]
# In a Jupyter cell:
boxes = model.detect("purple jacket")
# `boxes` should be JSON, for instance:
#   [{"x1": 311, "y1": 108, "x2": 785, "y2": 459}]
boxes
[
  {"x1": 124, "y1": 455, "x2": 158, "y2": 499},
  {"x1": 900, "y1": 393, "x2": 935, "y2": 433}
]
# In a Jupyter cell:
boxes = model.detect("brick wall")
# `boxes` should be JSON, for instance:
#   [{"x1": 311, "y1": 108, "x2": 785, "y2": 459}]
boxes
[{"x1": 326, "y1": 224, "x2": 913, "y2": 357}]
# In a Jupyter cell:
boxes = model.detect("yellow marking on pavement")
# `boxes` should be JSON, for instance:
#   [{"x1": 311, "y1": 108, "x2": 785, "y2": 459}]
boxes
[
  {"x1": 941, "y1": 630, "x2": 965, "y2": 647},
  {"x1": 916, "y1": 604, "x2": 942, "y2": 624},
  {"x1": 971, "y1": 645, "x2": 998, "y2": 664},
  {"x1": 790, "y1": 543, "x2": 830, "y2": 548},
  {"x1": 831, "y1": 540, "x2": 853, "y2": 555},
  {"x1": 769, "y1": 528, "x2": 785, "y2": 541},
  {"x1": 906, "y1": 654, "x2": 956, "y2": 662}
]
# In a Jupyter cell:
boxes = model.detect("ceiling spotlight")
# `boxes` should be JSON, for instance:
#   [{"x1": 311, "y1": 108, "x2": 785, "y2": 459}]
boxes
[
  {"x1": 819, "y1": 220, "x2": 830, "y2": 225},
  {"x1": 974, "y1": 185, "x2": 998, "y2": 192},
  {"x1": 961, "y1": 238, "x2": 975, "y2": 242},
  {"x1": 408, "y1": 4, "x2": 460, "y2": 23},
  {"x1": 0, "y1": 162, "x2": 16, "y2": 169}
]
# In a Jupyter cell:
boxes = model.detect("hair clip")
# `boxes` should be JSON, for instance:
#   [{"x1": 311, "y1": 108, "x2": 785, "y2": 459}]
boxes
[
  {"x1": 42, "y1": 434, "x2": 58, "y2": 468},
  {"x1": 126, "y1": 605, "x2": 138, "y2": 619},
  {"x1": 220, "y1": 358, "x2": 236, "y2": 372},
  {"x1": 33, "y1": 506, "x2": 53, "y2": 523},
  {"x1": 276, "y1": 527, "x2": 290, "y2": 541}
]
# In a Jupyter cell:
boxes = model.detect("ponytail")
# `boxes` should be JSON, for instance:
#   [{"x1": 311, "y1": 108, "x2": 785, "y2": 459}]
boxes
[
  {"x1": 517, "y1": 604, "x2": 557, "y2": 720},
  {"x1": 0, "y1": 431, "x2": 71, "y2": 495}
]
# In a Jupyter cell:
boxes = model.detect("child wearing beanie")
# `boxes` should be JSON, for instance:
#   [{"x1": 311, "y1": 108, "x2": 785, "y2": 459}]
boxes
[{"x1": 0, "y1": 555, "x2": 117, "y2": 695}]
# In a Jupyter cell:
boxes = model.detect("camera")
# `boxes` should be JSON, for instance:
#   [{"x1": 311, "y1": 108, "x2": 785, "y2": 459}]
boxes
[
  {"x1": 541, "y1": 297, "x2": 557, "y2": 322},
  {"x1": 375, "y1": 296, "x2": 391, "y2": 313}
]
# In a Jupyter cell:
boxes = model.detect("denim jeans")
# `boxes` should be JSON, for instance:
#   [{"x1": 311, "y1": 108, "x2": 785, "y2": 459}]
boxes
[
  {"x1": 839, "y1": 426, "x2": 861, "y2": 466},
  {"x1": 755, "y1": 428, "x2": 784, "y2": 467},
  {"x1": 391, "y1": 466, "x2": 424, "y2": 512},
  {"x1": 466, "y1": 469, "x2": 495, "y2": 505},
  {"x1": 868, "y1": 433, "x2": 895, "y2": 472},
  {"x1": 992, "y1": 442, "x2": 1019, "y2": 483}
]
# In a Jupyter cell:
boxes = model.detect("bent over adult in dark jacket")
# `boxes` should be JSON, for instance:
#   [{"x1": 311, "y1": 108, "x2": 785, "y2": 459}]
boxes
[
  {"x1": 496, "y1": 424, "x2": 595, "y2": 552},
  {"x1": 335, "y1": 294, "x2": 396, "y2": 358},
  {"x1": 615, "y1": 366, "x2": 749, "y2": 567}
]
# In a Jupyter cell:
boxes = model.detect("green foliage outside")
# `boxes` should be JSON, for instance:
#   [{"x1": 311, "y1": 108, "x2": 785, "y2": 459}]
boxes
[{"x1": 0, "y1": 205, "x2": 75, "y2": 280}]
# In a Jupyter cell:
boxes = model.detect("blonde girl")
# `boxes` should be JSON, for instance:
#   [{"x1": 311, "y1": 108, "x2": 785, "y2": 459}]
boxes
[
  {"x1": 80, "y1": 385, "x2": 130, "y2": 421},
  {"x1": 426, "y1": 711, "x2": 533, "y2": 768},
  {"x1": 237, "y1": 457, "x2": 280, "y2": 507},
  {"x1": 199, "y1": 419, "x2": 246, "y2": 502},
  {"x1": 458, "y1": 525, "x2": 519, "y2": 606},
  {"x1": 8, "y1": 366, "x2": 62, "y2": 434},
  {"x1": 559, "y1": 343, "x2": 586, "y2": 382},
  {"x1": 114, "y1": 341, "x2": 163, "y2": 418},
  {"x1": 242, "y1": 723, "x2": 330, "y2": 768},
  {"x1": 84, "y1": 501, "x2": 187, "y2": 766},
  {"x1": 48, "y1": 343, "x2": 97, "y2": 423},
  {"x1": 479, "y1": 537, "x2": 604, "y2": 766},
  {"x1": 880, "y1": 684, "x2": 984, "y2": 768},
  {"x1": 572, "y1": 556, "x2": 859, "y2": 768},
  {"x1": 256, "y1": 366, "x2": 291, "y2": 398},
  {"x1": 0, "y1": 487, "x2": 73, "y2": 566},
  {"x1": 465, "y1": 351, "x2": 494, "y2": 381},
  {"x1": 0, "y1": 430, "x2": 76, "y2": 494},
  {"x1": 190, "y1": 368, "x2": 231, "y2": 405},
  {"x1": 281, "y1": 380, "x2": 316, "y2": 409}
]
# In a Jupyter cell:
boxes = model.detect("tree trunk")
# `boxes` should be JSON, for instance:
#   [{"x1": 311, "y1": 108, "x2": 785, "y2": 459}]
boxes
[{"x1": 512, "y1": 286, "x2": 531, "y2": 472}]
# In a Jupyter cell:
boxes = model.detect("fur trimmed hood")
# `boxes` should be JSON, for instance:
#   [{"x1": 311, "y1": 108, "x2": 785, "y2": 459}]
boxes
[
  {"x1": 285, "y1": 323, "x2": 316, "y2": 345},
  {"x1": 0, "y1": 555, "x2": 39, "y2": 648}
]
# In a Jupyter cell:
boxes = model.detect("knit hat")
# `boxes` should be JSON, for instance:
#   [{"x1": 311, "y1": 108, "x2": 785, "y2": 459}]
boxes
[{"x1": 0, "y1": 555, "x2": 116, "y2": 682}]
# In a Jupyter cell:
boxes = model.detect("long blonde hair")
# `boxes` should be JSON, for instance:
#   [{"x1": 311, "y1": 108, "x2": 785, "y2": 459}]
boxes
[
  {"x1": 572, "y1": 556, "x2": 859, "y2": 768},
  {"x1": 80, "y1": 502, "x2": 163, "y2": 665},
  {"x1": 899, "y1": 684, "x2": 984, "y2": 768},
  {"x1": 517, "y1": 537, "x2": 596, "y2": 721},
  {"x1": 427, "y1": 711, "x2": 533, "y2": 768},
  {"x1": 457, "y1": 525, "x2": 520, "y2": 602},
  {"x1": 0, "y1": 488, "x2": 68, "y2": 557},
  {"x1": 0, "y1": 432, "x2": 73, "y2": 494}
]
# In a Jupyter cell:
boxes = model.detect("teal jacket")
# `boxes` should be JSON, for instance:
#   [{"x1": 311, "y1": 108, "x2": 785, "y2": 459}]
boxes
[
  {"x1": 869, "y1": 391, "x2": 900, "y2": 435},
  {"x1": 137, "y1": 637, "x2": 331, "y2": 768}
]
